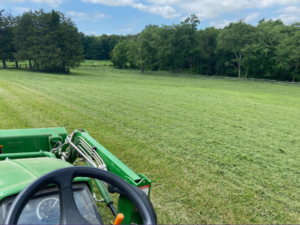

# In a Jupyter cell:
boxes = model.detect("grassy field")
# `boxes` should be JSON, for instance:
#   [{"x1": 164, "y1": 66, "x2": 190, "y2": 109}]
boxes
[{"x1": 1, "y1": 68, "x2": 300, "y2": 224}]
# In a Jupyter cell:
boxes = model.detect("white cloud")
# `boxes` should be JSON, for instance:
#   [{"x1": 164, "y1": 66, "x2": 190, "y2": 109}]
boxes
[
  {"x1": 67, "y1": 11, "x2": 88, "y2": 18},
  {"x1": 118, "y1": 23, "x2": 135, "y2": 32},
  {"x1": 276, "y1": 14, "x2": 299, "y2": 23},
  {"x1": 80, "y1": 0, "x2": 180, "y2": 19},
  {"x1": 210, "y1": 19, "x2": 233, "y2": 28},
  {"x1": 147, "y1": 0, "x2": 300, "y2": 20},
  {"x1": 244, "y1": 12, "x2": 259, "y2": 22},
  {"x1": 79, "y1": 0, "x2": 300, "y2": 20},
  {"x1": 14, "y1": 7, "x2": 31, "y2": 13},
  {"x1": 2, "y1": 0, "x2": 300, "y2": 20},
  {"x1": 32, "y1": 0, "x2": 61, "y2": 7},
  {"x1": 276, "y1": 5, "x2": 300, "y2": 14},
  {"x1": 209, "y1": 12, "x2": 259, "y2": 28},
  {"x1": 132, "y1": 3, "x2": 180, "y2": 19},
  {"x1": 274, "y1": 6, "x2": 300, "y2": 24},
  {"x1": 84, "y1": 30, "x2": 98, "y2": 35},
  {"x1": 0, "y1": 0, "x2": 61, "y2": 7},
  {"x1": 66, "y1": 11, "x2": 111, "y2": 21},
  {"x1": 81, "y1": 0, "x2": 134, "y2": 6},
  {"x1": 180, "y1": 15, "x2": 189, "y2": 22},
  {"x1": 0, "y1": 0, "x2": 25, "y2": 2}
]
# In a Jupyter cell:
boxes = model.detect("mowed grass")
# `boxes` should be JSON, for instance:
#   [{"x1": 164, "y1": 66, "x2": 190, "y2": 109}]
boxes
[{"x1": 1, "y1": 68, "x2": 300, "y2": 224}]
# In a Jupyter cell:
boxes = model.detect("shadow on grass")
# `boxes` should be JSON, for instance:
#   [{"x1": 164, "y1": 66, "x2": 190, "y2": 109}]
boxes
[{"x1": 2, "y1": 68, "x2": 97, "y2": 77}]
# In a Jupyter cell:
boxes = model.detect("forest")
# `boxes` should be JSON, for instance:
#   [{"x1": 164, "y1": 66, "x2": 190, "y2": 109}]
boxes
[
  {"x1": 1, "y1": 9, "x2": 300, "y2": 81},
  {"x1": 0, "y1": 9, "x2": 84, "y2": 71},
  {"x1": 109, "y1": 15, "x2": 300, "y2": 81}
]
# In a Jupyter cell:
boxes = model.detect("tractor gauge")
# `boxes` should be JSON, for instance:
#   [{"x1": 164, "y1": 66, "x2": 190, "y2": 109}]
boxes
[{"x1": 36, "y1": 197, "x2": 60, "y2": 220}]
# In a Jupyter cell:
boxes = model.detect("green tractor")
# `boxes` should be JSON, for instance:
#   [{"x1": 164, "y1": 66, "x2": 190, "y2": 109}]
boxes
[{"x1": 0, "y1": 127, "x2": 157, "y2": 224}]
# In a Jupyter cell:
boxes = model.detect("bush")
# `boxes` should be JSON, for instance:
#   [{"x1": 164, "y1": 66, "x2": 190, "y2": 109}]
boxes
[
  {"x1": 152, "y1": 62, "x2": 160, "y2": 71},
  {"x1": 103, "y1": 64, "x2": 106, "y2": 66}
]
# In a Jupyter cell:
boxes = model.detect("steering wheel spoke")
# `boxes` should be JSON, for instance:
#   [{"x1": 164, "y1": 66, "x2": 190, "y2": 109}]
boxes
[{"x1": 56, "y1": 175, "x2": 90, "y2": 225}]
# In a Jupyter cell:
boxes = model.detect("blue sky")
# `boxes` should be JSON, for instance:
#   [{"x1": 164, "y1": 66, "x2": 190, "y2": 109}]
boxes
[{"x1": 1, "y1": 0, "x2": 300, "y2": 35}]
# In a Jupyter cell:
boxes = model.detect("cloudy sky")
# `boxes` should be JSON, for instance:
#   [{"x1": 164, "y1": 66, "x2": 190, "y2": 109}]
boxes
[{"x1": 1, "y1": 0, "x2": 300, "y2": 35}]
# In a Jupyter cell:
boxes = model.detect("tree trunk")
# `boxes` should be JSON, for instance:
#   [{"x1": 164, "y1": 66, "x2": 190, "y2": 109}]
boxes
[
  {"x1": 2, "y1": 60, "x2": 6, "y2": 67},
  {"x1": 15, "y1": 60, "x2": 19, "y2": 69},
  {"x1": 62, "y1": 60, "x2": 66, "y2": 71},
  {"x1": 29, "y1": 59, "x2": 32, "y2": 69},
  {"x1": 186, "y1": 57, "x2": 193, "y2": 71},
  {"x1": 34, "y1": 60, "x2": 38, "y2": 69},
  {"x1": 245, "y1": 67, "x2": 248, "y2": 78},
  {"x1": 200, "y1": 58, "x2": 202, "y2": 73},
  {"x1": 123, "y1": 63, "x2": 125, "y2": 70},
  {"x1": 294, "y1": 59, "x2": 299, "y2": 82},
  {"x1": 207, "y1": 55, "x2": 210, "y2": 75},
  {"x1": 238, "y1": 54, "x2": 242, "y2": 78},
  {"x1": 231, "y1": 46, "x2": 241, "y2": 78},
  {"x1": 221, "y1": 67, "x2": 223, "y2": 76}
]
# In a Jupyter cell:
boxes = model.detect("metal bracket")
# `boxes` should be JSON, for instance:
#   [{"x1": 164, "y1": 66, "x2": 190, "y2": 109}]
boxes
[{"x1": 93, "y1": 193, "x2": 105, "y2": 203}]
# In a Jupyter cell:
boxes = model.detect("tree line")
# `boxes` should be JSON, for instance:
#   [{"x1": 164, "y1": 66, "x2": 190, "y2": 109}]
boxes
[
  {"x1": 0, "y1": 9, "x2": 83, "y2": 71},
  {"x1": 79, "y1": 33, "x2": 134, "y2": 61},
  {"x1": 1, "y1": 9, "x2": 300, "y2": 81},
  {"x1": 110, "y1": 15, "x2": 300, "y2": 81}
]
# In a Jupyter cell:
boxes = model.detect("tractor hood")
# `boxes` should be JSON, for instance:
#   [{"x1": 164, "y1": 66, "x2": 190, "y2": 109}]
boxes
[{"x1": 0, "y1": 158, "x2": 72, "y2": 202}]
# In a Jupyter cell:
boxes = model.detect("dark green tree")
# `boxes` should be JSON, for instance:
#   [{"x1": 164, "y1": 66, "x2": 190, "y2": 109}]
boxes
[
  {"x1": 111, "y1": 41, "x2": 128, "y2": 69},
  {"x1": 13, "y1": 9, "x2": 84, "y2": 71},
  {"x1": 217, "y1": 19, "x2": 255, "y2": 78},
  {"x1": 200, "y1": 27, "x2": 219, "y2": 75},
  {"x1": 0, "y1": 10, "x2": 15, "y2": 67}
]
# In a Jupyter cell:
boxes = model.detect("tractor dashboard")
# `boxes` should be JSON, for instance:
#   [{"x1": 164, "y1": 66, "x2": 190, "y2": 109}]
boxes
[
  {"x1": 0, "y1": 183, "x2": 102, "y2": 225},
  {"x1": 0, "y1": 128, "x2": 154, "y2": 224}
]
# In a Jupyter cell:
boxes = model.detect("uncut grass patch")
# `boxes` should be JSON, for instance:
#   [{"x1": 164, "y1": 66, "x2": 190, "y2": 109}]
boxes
[{"x1": 0, "y1": 68, "x2": 300, "y2": 224}]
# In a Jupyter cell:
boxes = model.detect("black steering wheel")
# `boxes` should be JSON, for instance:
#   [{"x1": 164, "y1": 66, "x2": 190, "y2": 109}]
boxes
[{"x1": 4, "y1": 167, "x2": 156, "y2": 225}]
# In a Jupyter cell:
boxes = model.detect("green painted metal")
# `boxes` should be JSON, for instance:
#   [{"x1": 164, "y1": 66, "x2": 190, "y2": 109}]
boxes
[
  {"x1": 0, "y1": 157, "x2": 92, "y2": 202},
  {"x1": 73, "y1": 130, "x2": 141, "y2": 182},
  {"x1": 75, "y1": 130, "x2": 153, "y2": 224},
  {"x1": 0, "y1": 127, "x2": 67, "y2": 154},
  {"x1": 0, "y1": 128, "x2": 153, "y2": 224},
  {"x1": 0, "y1": 150, "x2": 56, "y2": 160},
  {"x1": 84, "y1": 160, "x2": 113, "y2": 206},
  {"x1": 117, "y1": 175, "x2": 152, "y2": 224}
]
